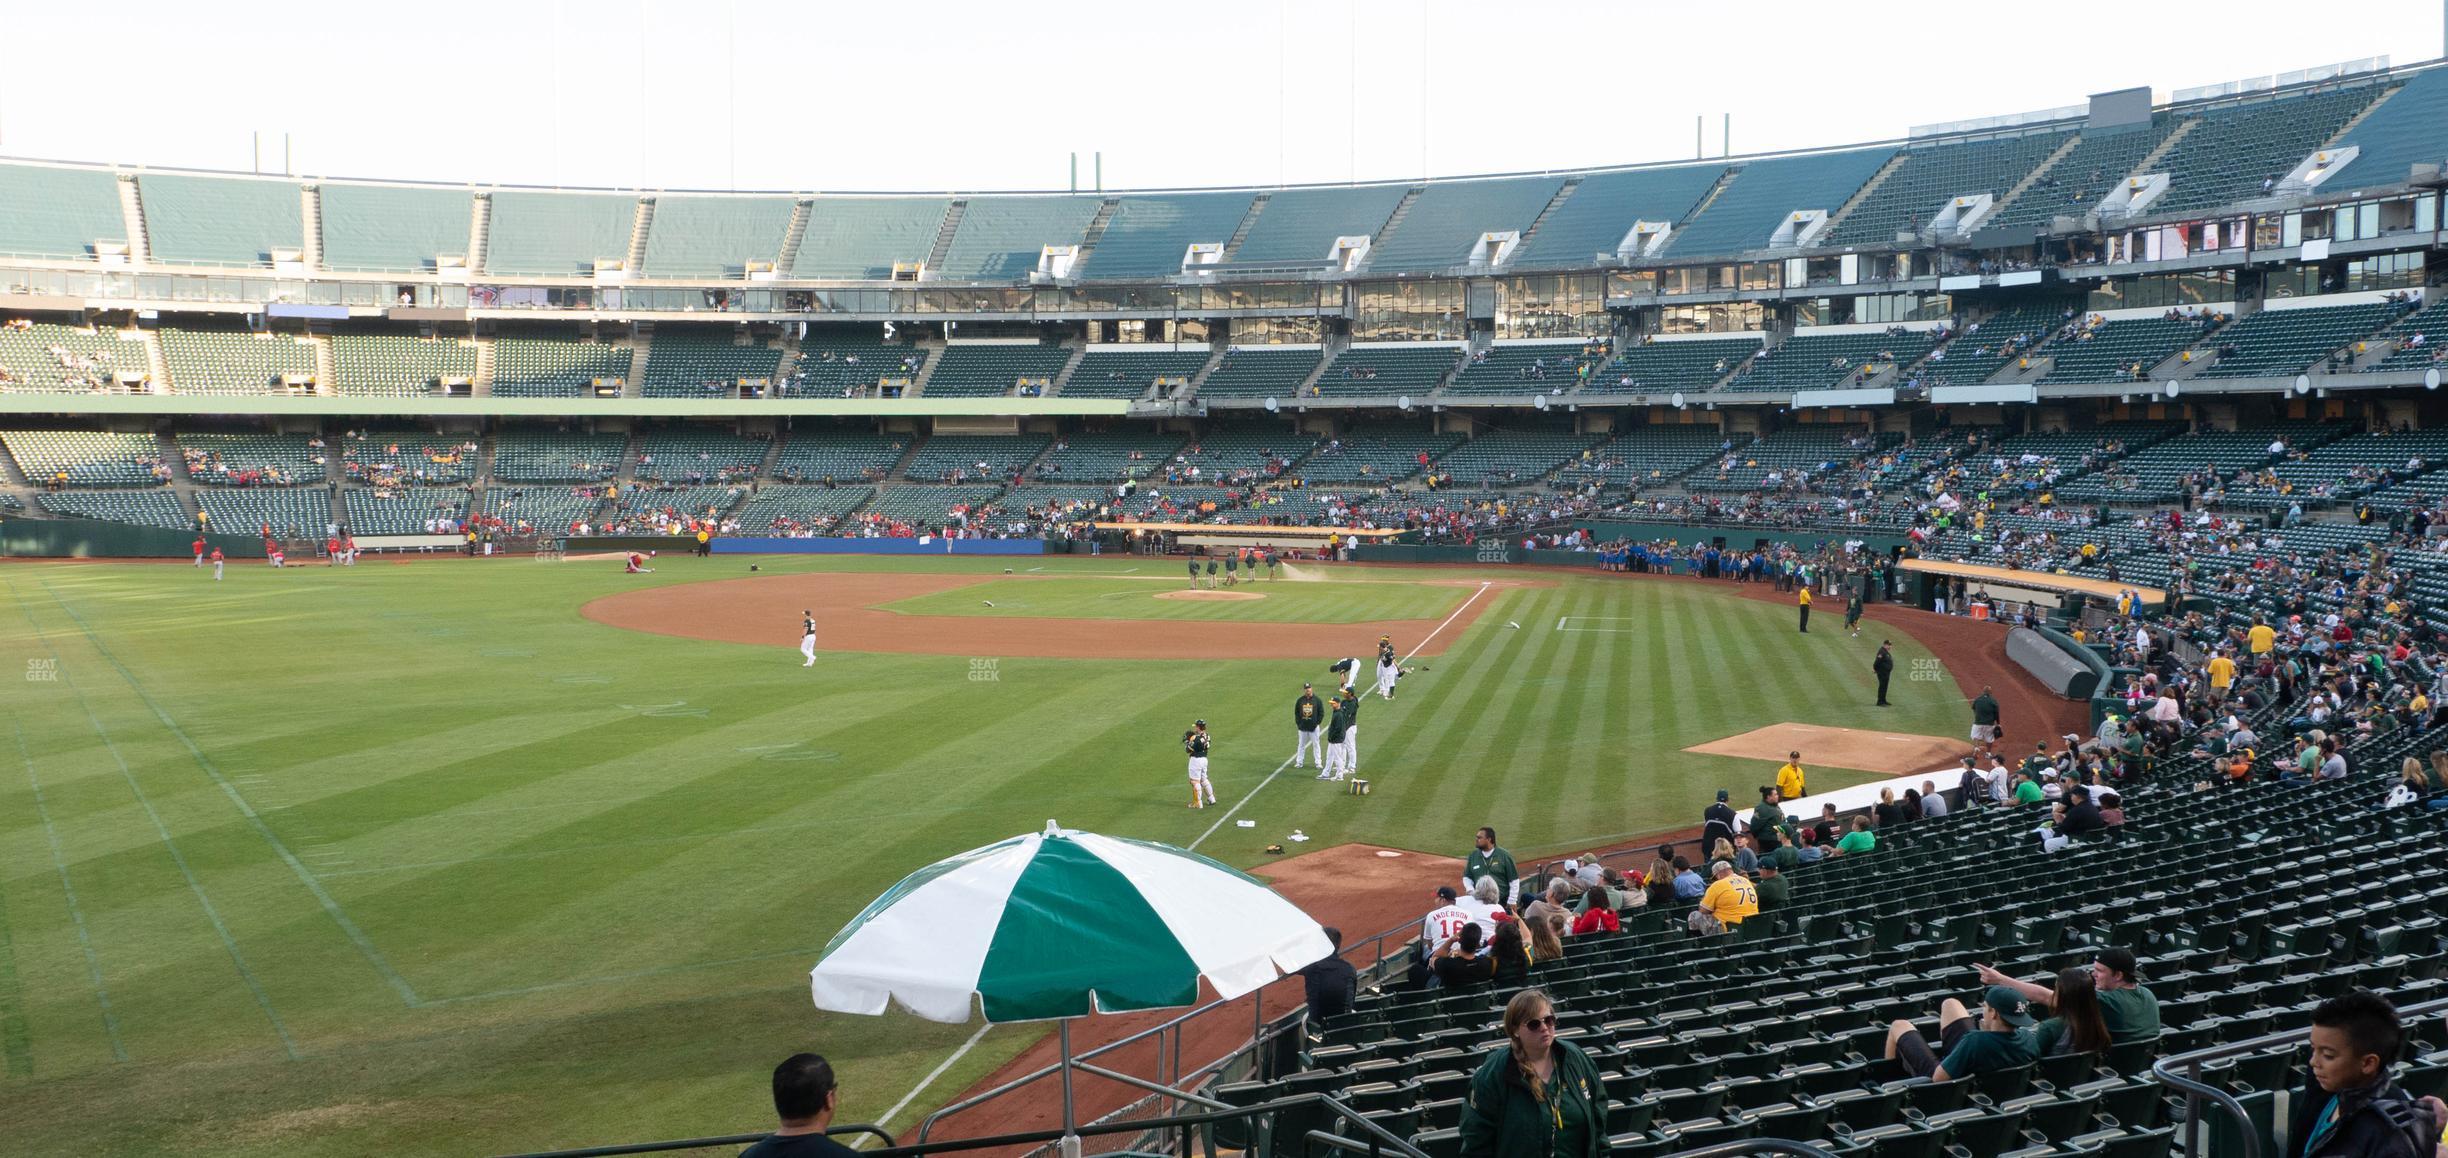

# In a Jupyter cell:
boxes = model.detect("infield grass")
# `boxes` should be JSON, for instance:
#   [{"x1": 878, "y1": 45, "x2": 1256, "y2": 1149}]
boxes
[{"x1": 0, "y1": 553, "x2": 1965, "y2": 1155}]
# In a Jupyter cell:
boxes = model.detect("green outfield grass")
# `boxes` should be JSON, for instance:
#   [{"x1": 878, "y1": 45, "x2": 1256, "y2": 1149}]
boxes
[
  {"x1": 0, "y1": 554, "x2": 1966, "y2": 1155},
  {"x1": 880, "y1": 573, "x2": 1463, "y2": 622}
]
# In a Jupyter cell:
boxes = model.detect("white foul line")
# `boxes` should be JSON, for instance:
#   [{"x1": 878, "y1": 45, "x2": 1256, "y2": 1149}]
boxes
[
  {"x1": 1556, "y1": 616, "x2": 1567, "y2": 632},
  {"x1": 1189, "y1": 581, "x2": 1492, "y2": 851},
  {"x1": 862, "y1": 1021, "x2": 995, "y2": 1147}
]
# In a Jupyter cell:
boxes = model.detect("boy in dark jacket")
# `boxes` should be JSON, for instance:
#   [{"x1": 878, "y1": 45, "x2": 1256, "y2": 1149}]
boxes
[{"x1": 2288, "y1": 990, "x2": 2444, "y2": 1158}]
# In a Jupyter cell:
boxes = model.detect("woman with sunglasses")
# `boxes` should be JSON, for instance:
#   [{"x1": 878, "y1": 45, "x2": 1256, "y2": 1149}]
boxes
[{"x1": 1460, "y1": 989, "x2": 1609, "y2": 1158}]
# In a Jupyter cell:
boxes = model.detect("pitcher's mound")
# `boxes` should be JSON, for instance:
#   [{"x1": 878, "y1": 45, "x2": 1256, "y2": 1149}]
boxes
[
  {"x1": 1685, "y1": 722, "x2": 1971, "y2": 775},
  {"x1": 1156, "y1": 590, "x2": 1266, "y2": 602}
]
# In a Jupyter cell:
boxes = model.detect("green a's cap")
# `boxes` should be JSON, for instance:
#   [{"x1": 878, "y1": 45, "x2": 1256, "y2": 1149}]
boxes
[{"x1": 1984, "y1": 986, "x2": 2037, "y2": 1026}]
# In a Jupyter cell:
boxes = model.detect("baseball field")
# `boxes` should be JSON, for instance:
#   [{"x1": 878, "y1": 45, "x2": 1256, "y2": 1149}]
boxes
[{"x1": 0, "y1": 552, "x2": 1986, "y2": 1155}]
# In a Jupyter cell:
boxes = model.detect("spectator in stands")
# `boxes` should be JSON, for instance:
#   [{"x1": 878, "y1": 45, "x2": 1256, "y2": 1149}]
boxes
[
  {"x1": 1750, "y1": 786, "x2": 1788, "y2": 853},
  {"x1": 2058, "y1": 785, "x2": 2107, "y2": 839},
  {"x1": 1458, "y1": 879, "x2": 1508, "y2": 944},
  {"x1": 1919, "y1": 780, "x2": 1950, "y2": 819},
  {"x1": 1831, "y1": 816, "x2": 1877, "y2": 856},
  {"x1": 1670, "y1": 857, "x2": 1705, "y2": 900},
  {"x1": 1807, "y1": 802, "x2": 1841, "y2": 847},
  {"x1": 2290, "y1": 990, "x2": 2446, "y2": 1158},
  {"x1": 1873, "y1": 787, "x2": 1908, "y2": 827},
  {"x1": 1731, "y1": 833, "x2": 1759, "y2": 874},
  {"x1": 1488, "y1": 921, "x2": 1533, "y2": 985},
  {"x1": 2022, "y1": 967, "x2": 2114, "y2": 1059},
  {"x1": 1981, "y1": 948, "x2": 2159, "y2": 1043},
  {"x1": 1434, "y1": 923, "x2": 1496, "y2": 991},
  {"x1": 1754, "y1": 861, "x2": 1790, "y2": 912},
  {"x1": 1883, "y1": 986, "x2": 2040, "y2": 1082},
  {"x1": 739, "y1": 1053, "x2": 856, "y2": 1158},
  {"x1": 1642, "y1": 848, "x2": 1677, "y2": 907},
  {"x1": 1687, "y1": 861, "x2": 1756, "y2": 936},
  {"x1": 2097, "y1": 791, "x2": 2126, "y2": 827},
  {"x1": 1460, "y1": 989, "x2": 1609, "y2": 1158},
  {"x1": 1297, "y1": 927, "x2": 1357, "y2": 1022},
  {"x1": 1701, "y1": 789, "x2": 1737, "y2": 852}
]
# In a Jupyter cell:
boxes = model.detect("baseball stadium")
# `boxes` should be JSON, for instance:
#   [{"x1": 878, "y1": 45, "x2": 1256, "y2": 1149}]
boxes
[{"x1": 6, "y1": 9, "x2": 2448, "y2": 1158}]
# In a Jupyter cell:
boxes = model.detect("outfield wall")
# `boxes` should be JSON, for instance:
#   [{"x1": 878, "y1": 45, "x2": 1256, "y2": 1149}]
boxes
[
  {"x1": 1573, "y1": 520, "x2": 1913, "y2": 554},
  {"x1": 1, "y1": 517, "x2": 264, "y2": 559},
  {"x1": 709, "y1": 537, "x2": 1047, "y2": 556}
]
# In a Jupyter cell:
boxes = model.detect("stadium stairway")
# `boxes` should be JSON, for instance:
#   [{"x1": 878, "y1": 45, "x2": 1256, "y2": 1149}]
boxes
[
  {"x1": 626, "y1": 198, "x2": 654, "y2": 273},
  {"x1": 300, "y1": 184, "x2": 324, "y2": 270},
  {"x1": 467, "y1": 193, "x2": 492, "y2": 275},
  {"x1": 619, "y1": 330, "x2": 651, "y2": 397},
  {"x1": 908, "y1": 344, "x2": 944, "y2": 396},
  {"x1": 883, "y1": 435, "x2": 927, "y2": 481},
  {"x1": 1219, "y1": 192, "x2": 1271, "y2": 261},
  {"x1": 1049, "y1": 344, "x2": 1089, "y2": 396},
  {"x1": 138, "y1": 328, "x2": 170, "y2": 393},
  {"x1": 1362, "y1": 188, "x2": 1423, "y2": 272},
  {"x1": 1988, "y1": 133, "x2": 2087, "y2": 220},
  {"x1": 925, "y1": 202, "x2": 966, "y2": 271},
  {"x1": 474, "y1": 338, "x2": 497, "y2": 396},
  {"x1": 310, "y1": 332, "x2": 337, "y2": 394},
  {"x1": 155, "y1": 430, "x2": 204, "y2": 526},
  {"x1": 777, "y1": 200, "x2": 812, "y2": 271},
  {"x1": 117, "y1": 174, "x2": 151, "y2": 266},
  {"x1": 1181, "y1": 346, "x2": 1230, "y2": 401}
]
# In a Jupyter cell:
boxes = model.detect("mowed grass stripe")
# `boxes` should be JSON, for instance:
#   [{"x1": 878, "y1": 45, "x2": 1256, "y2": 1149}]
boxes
[
  {"x1": 1378, "y1": 586, "x2": 1556, "y2": 846},
  {"x1": 7, "y1": 723, "x2": 129, "y2": 1068},
  {"x1": 1539, "y1": 581, "x2": 1616, "y2": 846}
]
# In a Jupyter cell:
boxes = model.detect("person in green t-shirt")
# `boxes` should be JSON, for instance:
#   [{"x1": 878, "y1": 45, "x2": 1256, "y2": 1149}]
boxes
[
  {"x1": 1833, "y1": 816, "x2": 1877, "y2": 856},
  {"x1": 1884, "y1": 986, "x2": 2040, "y2": 1080},
  {"x1": 1980, "y1": 948, "x2": 2160, "y2": 1044},
  {"x1": 2017, "y1": 966, "x2": 2115, "y2": 1058},
  {"x1": 2013, "y1": 772, "x2": 2047, "y2": 805},
  {"x1": 1754, "y1": 863, "x2": 1791, "y2": 912}
]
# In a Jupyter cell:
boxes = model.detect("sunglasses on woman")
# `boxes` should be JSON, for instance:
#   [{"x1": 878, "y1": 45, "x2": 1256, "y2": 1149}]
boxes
[{"x1": 1523, "y1": 1014, "x2": 1557, "y2": 1030}]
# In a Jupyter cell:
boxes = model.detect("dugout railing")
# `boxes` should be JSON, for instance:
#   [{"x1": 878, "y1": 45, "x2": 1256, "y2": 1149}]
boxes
[{"x1": 493, "y1": 1094, "x2": 1841, "y2": 1158}]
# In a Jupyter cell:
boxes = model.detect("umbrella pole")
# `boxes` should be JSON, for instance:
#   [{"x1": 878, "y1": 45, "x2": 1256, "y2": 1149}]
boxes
[{"x1": 1059, "y1": 1020, "x2": 1081, "y2": 1158}]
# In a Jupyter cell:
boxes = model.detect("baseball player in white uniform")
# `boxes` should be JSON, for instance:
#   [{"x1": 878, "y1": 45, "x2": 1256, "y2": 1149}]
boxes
[
  {"x1": 1184, "y1": 720, "x2": 1215, "y2": 808},
  {"x1": 799, "y1": 610, "x2": 818, "y2": 667},
  {"x1": 1373, "y1": 635, "x2": 1400, "y2": 700}
]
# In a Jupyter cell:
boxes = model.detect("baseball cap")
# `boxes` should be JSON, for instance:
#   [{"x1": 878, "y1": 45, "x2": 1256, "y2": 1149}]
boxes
[
  {"x1": 1303, "y1": 682, "x2": 1313, "y2": 689},
  {"x1": 1983, "y1": 986, "x2": 2037, "y2": 1026},
  {"x1": 2094, "y1": 947, "x2": 2141, "y2": 980},
  {"x1": 1435, "y1": 886, "x2": 1457, "y2": 902},
  {"x1": 1716, "y1": 788, "x2": 1729, "y2": 801},
  {"x1": 1194, "y1": 719, "x2": 1206, "y2": 728}
]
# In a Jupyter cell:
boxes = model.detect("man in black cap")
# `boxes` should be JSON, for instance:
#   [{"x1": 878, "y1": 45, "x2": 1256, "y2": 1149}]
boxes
[
  {"x1": 1873, "y1": 640, "x2": 1896, "y2": 706},
  {"x1": 1184, "y1": 719, "x2": 1214, "y2": 809},
  {"x1": 1702, "y1": 789, "x2": 1737, "y2": 852},
  {"x1": 1296, "y1": 927, "x2": 1357, "y2": 1021},
  {"x1": 1291, "y1": 682, "x2": 1325, "y2": 769}
]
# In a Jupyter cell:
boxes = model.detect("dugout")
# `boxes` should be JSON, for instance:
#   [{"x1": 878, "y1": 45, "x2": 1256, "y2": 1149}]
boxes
[{"x1": 1896, "y1": 559, "x2": 2167, "y2": 621}]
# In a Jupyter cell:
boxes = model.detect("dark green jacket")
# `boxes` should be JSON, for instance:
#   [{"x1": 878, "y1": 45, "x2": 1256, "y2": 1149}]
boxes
[
  {"x1": 1294, "y1": 693, "x2": 1324, "y2": 732},
  {"x1": 1460, "y1": 1041, "x2": 1608, "y2": 1158},
  {"x1": 1465, "y1": 847, "x2": 1517, "y2": 900}
]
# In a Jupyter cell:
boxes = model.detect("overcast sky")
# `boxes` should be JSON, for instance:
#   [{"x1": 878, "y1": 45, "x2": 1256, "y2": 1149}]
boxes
[{"x1": 1, "y1": 0, "x2": 2441, "y2": 193}]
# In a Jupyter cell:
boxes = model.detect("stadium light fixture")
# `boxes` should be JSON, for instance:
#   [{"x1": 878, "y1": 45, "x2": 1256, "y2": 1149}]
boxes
[
  {"x1": 2164, "y1": 381, "x2": 2180, "y2": 400},
  {"x1": 2294, "y1": 374, "x2": 2312, "y2": 395},
  {"x1": 2426, "y1": 368, "x2": 2440, "y2": 391}
]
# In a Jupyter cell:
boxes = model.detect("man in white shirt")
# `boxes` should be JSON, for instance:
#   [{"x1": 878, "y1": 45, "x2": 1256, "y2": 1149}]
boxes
[
  {"x1": 1454, "y1": 878, "x2": 1507, "y2": 943},
  {"x1": 1420, "y1": 886, "x2": 1474, "y2": 957},
  {"x1": 1988, "y1": 758, "x2": 2014, "y2": 805}
]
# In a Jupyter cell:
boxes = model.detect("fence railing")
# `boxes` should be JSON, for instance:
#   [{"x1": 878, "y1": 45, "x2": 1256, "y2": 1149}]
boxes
[{"x1": 2152, "y1": 993, "x2": 2448, "y2": 1158}]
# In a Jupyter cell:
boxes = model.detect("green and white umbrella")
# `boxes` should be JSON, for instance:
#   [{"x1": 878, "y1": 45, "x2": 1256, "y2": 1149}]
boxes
[{"x1": 810, "y1": 820, "x2": 1332, "y2": 1024}]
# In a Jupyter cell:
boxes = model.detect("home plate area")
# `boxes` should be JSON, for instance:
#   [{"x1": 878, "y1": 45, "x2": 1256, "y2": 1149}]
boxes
[{"x1": 1683, "y1": 722, "x2": 1972, "y2": 775}]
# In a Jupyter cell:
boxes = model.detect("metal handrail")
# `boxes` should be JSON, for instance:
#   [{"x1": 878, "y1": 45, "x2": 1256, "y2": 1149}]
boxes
[
  {"x1": 2152, "y1": 993, "x2": 2448, "y2": 1158},
  {"x1": 1659, "y1": 1143, "x2": 1844, "y2": 1158},
  {"x1": 507, "y1": 1091, "x2": 1431, "y2": 1158},
  {"x1": 916, "y1": 907, "x2": 1431, "y2": 1140},
  {"x1": 499, "y1": 1122, "x2": 896, "y2": 1158}
]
